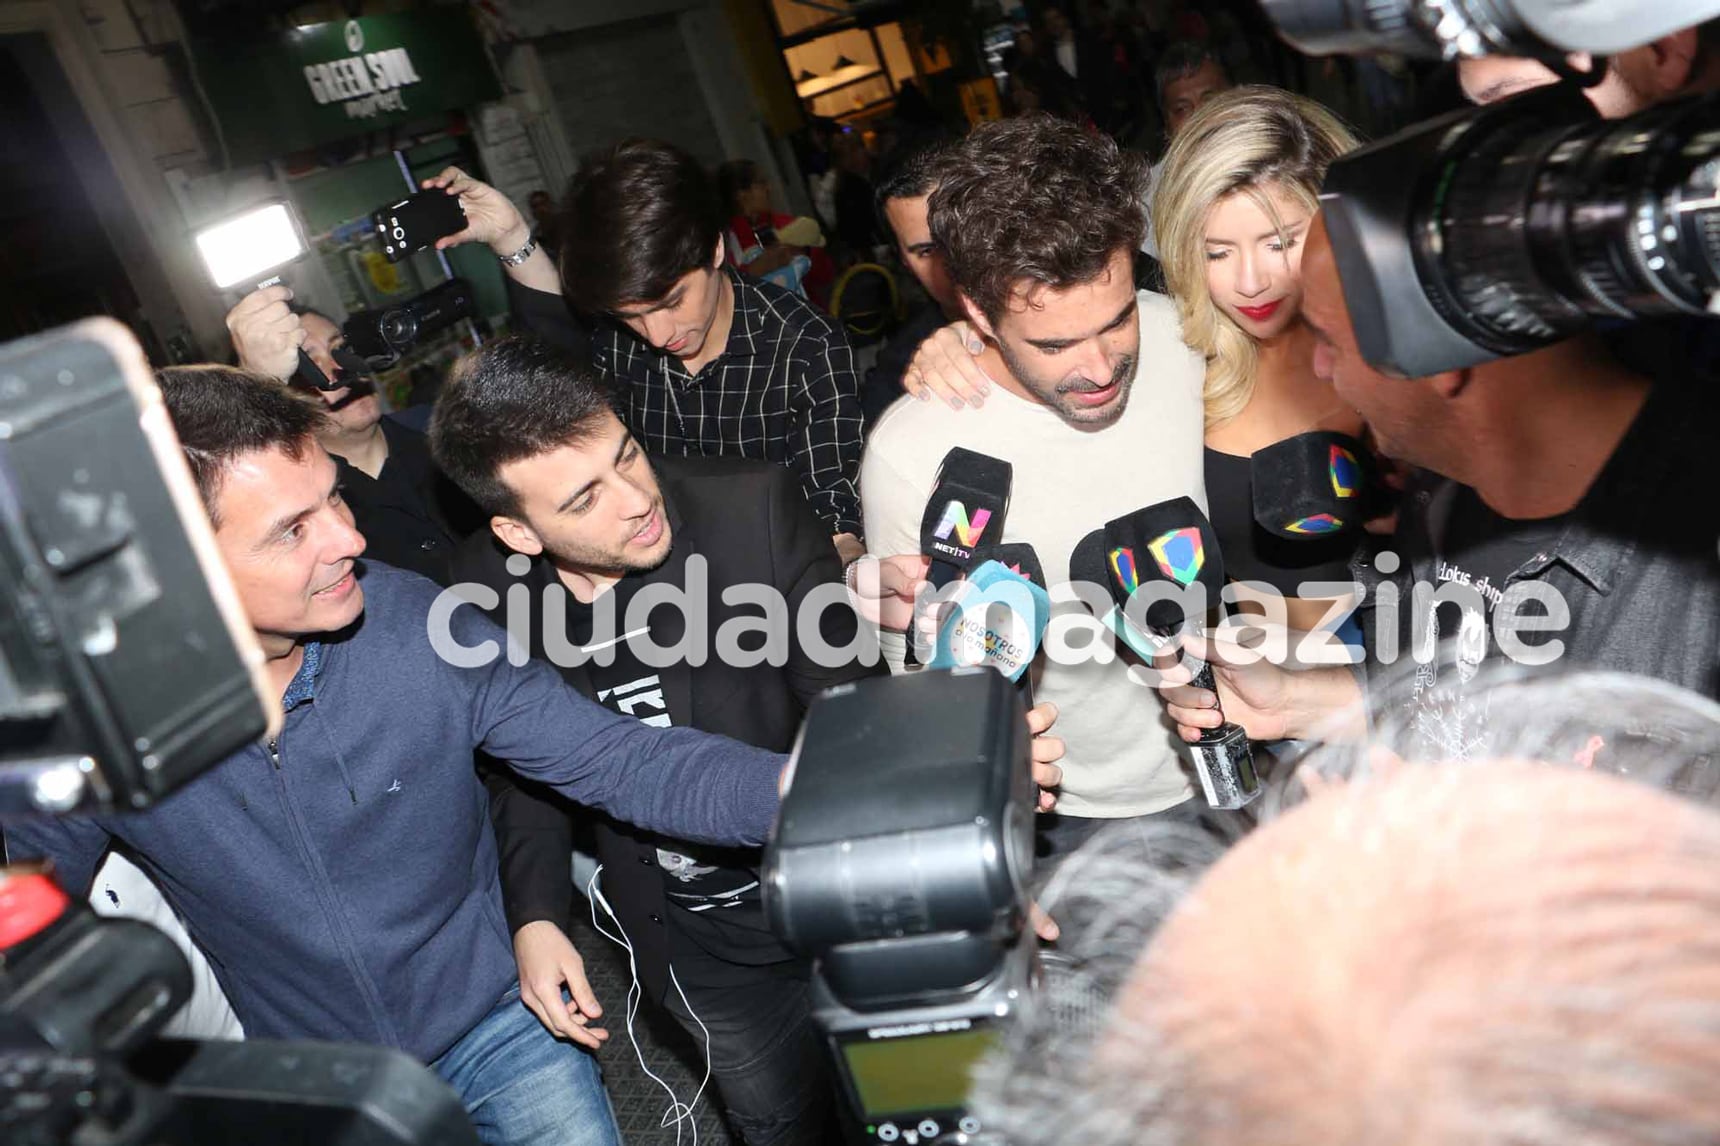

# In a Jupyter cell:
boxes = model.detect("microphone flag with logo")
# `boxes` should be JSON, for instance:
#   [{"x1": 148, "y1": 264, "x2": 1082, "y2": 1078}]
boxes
[
  {"x1": 919, "y1": 448, "x2": 1012, "y2": 589},
  {"x1": 927, "y1": 545, "x2": 1051, "y2": 706},
  {"x1": 1070, "y1": 499, "x2": 1261, "y2": 810},
  {"x1": 1249, "y1": 431, "x2": 1373, "y2": 540}
]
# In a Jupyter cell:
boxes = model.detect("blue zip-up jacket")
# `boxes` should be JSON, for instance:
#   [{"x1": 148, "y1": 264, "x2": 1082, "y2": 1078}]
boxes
[{"x1": 2, "y1": 564, "x2": 784, "y2": 1061}]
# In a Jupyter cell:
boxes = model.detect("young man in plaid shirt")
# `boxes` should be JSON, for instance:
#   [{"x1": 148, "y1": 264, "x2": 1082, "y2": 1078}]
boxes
[{"x1": 427, "y1": 146, "x2": 866, "y2": 565}]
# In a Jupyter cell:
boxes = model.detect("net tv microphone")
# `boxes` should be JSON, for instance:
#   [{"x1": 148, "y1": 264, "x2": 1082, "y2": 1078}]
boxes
[
  {"x1": 926, "y1": 547, "x2": 1051, "y2": 707},
  {"x1": 918, "y1": 448, "x2": 1012, "y2": 590},
  {"x1": 1250, "y1": 430, "x2": 1372, "y2": 540},
  {"x1": 1071, "y1": 498, "x2": 1261, "y2": 810}
]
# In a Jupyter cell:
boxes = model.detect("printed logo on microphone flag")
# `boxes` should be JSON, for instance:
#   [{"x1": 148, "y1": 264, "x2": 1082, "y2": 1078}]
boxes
[
  {"x1": 1147, "y1": 527, "x2": 1205, "y2": 586},
  {"x1": 934, "y1": 501, "x2": 993, "y2": 547},
  {"x1": 1108, "y1": 546, "x2": 1139, "y2": 594},
  {"x1": 1285, "y1": 513, "x2": 1344, "y2": 534},
  {"x1": 1330, "y1": 445, "x2": 1360, "y2": 499}
]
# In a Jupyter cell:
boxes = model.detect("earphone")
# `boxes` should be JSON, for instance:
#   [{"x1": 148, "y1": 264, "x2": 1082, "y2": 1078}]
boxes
[{"x1": 587, "y1": 865, "x2": 713, "y2": 1146}]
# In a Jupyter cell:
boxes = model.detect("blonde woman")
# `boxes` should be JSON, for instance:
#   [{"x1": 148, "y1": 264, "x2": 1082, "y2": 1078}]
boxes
[{"x1": 1154, "y1": 85, "x2": 1366, "y2": 634}]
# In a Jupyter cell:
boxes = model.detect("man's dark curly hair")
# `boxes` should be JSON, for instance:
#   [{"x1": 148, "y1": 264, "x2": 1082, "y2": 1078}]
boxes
[{"x1": 928, "y1": 115, "x2": 1149, "y2": 324}]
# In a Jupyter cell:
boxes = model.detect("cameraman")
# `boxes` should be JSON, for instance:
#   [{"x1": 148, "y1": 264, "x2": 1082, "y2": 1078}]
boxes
[
  {"x1": 224, "y1": 285, "x2": 478, "y2": 585},
  {"x1": 1155, "y1": 212, "x2": 1720, "y2": 756},
  {"x1": 1458, "y1": 23, "x2": 1720, "y2": 114}
]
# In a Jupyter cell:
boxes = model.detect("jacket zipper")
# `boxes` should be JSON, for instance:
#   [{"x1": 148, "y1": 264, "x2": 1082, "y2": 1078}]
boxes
[{"x1": 265, "y1": 728, "x2": 396, "y2": 1044}]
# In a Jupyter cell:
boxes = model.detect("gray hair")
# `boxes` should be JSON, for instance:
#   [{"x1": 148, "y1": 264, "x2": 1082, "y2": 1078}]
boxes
[{"x1": 969, "y1": 668, "x2": 1720, "y2": 1146}]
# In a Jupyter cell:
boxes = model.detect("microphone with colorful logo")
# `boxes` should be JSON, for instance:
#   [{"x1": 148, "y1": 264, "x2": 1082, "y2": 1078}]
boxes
[
  {"x1": 919, "y1": 448, "x2": 1013, "y2": 590},
  {"x1": 1070, "y1": 499, "x2": 1262, "y2": 810},
  {"x1": 926, "y1": 543, "x2": 1050, "y2": 706},
  {"x1": 1249, "y1": 430, "x2": 1374, "y2": 540}
]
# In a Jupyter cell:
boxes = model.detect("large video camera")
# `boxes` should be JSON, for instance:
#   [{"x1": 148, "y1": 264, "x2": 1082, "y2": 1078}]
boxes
[
  {"x1": 767, "y1": 669, "x2": 1036, "y2": 1145},
  {"x1": 1253, "y1": 0, "x2": 1720, "y2": 376},
  {"x1": 342, "y1": 278, "x2": 476, "y2": 372},
  {"x1": 1261, "y1": 0, "x2": 1720, "y2": 61},
  {"x1": 1320, "y1": 84, "x2": 1720, "y2": 376},
  {"x1": 0, "y1": 320, "x2": 478, "y2": 1145}
]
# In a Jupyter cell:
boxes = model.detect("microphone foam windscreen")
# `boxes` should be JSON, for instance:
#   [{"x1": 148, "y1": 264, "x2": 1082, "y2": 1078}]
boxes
[
  {"x1": 1101, "y1": 498, "x2": 1224, "y2": 634},
  {"x1": 1070, "y1": 528, "x2": 1166, "y2": 661},
  {"x1": 925, "y1": 560, "x2": 1052, "y2": 681},
  {"x1": 1250, "y1": 431, "x2": 1370, "y2": 540},
  {"x1": 981, "y1": 542, "x2": 1046, "y2": 589},
  {"x1": 920, "y1": 448, "x2": 1013, "y2": 570}
]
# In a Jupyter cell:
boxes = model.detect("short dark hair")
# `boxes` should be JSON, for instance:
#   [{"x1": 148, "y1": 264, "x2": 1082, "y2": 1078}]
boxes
[
  {"x1": 559, "y1": 139, "x2": 724, "y2": 314},
  {"x1": 928, "y1": 115, "x2": 1149, "y2": 324},
  {"x1": 156, "y1": 364, "x2": 326, "y2": 528},
  {"x1": 873, "y1": 133, "x2": 956, "y2": 219},
  {"x1": 429, "y1": 336, "x2": 617, "y2": 518},
  {"x1": 1155, "y1": 42, "x2": 1227, "y2": 106}
]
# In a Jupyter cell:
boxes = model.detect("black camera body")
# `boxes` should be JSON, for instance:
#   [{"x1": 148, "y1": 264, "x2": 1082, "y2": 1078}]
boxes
[
  {"x1": 342, "y1": 278, "x2": 475, "y2": 370},
  {"x1": 1322, "y1": 85, "x2": 1720, "y2": 376},
  {"x1": 766, "y1": 669, "x2": 1035, "y2": 1145}
]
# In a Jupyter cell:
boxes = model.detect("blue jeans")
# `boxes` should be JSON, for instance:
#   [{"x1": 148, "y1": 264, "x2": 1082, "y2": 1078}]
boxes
[{"x1": 432, "y1": 982, "x2": 621, "y2": 1146}]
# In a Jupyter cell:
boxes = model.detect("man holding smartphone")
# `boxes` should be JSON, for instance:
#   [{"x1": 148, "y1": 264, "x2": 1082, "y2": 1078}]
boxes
[
  {"x1": 224, "y1": 285, "x2": 478, "y2": 585},
  {"x1": 423, "y1": 157, "x2": 867, "y2": 568}
]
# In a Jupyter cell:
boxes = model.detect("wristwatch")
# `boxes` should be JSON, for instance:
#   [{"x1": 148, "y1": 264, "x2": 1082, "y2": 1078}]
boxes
[{"x1": 498, "y1": 235, "x2": 538, "y2": 267}]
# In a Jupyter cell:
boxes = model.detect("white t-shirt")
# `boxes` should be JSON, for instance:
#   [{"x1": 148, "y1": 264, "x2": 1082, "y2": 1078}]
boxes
[
  {"x1": 861, "y1": 290, "x2": 1207, "y2": 817},
  {"x1": 91, "y1": 852, "x2": 244, "y2": 1040}
]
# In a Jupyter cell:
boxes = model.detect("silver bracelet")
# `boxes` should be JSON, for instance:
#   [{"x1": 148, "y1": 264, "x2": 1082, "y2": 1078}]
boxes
[{"x1": 498, "y1": 235, "x2": 538, "y2": 267}]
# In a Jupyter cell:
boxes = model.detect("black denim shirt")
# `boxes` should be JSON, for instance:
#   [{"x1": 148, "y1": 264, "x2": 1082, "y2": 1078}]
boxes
[{"x1": 1355, "y1": 378, "x2": 1720, "y2": 717}]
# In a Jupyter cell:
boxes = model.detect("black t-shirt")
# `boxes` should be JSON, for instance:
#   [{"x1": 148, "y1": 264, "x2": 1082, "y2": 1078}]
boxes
[
  {"x1": 1403, "y1": 487, "x2": 1568, "y2": 759},
  {"x1": 563, "y1": 578, "x2": 782, "y2": 964},
  {"x1": 337, "y1": 418, "x2": 480, "y2": 586}
]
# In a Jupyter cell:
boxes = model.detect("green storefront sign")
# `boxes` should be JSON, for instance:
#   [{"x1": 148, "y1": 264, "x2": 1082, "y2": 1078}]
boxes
[{"x1": 191, "y1": 10, "x2": 501, "y2": 164}]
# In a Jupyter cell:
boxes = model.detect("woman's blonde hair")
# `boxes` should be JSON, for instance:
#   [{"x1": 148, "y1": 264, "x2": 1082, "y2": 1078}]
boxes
[{"x1": 1152, "y1": 86, "x2": 1359, "y2": 428}]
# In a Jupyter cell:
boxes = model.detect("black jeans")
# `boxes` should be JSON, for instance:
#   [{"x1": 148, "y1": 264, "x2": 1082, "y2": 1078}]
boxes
[{"x1": 659, "y1": 916, "x2": 841, "y2": 1146}]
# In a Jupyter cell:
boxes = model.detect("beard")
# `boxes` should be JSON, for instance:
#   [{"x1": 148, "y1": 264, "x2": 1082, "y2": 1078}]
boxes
[
  {"x1": 998, "y1": 343, "x2": 1138, "y2": 427},
  {"x1": 540, "y1": 508, "x2": 674, "y2": 579}
]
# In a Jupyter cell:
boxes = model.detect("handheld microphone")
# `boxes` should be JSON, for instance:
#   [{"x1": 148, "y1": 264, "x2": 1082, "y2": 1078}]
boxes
[
  {"x1": 926, "y1": 549, "x2": 1050, "y2": 707},
  {"x1": 1249, "y1": 431, "x2": 1373, "y2": 540},
  {"x1": 1071, "y1": 498, "x2": 1261, "y2": 810},
  {"x1": 918, "y1": 448, "x2": 1012, "y2": 590}
]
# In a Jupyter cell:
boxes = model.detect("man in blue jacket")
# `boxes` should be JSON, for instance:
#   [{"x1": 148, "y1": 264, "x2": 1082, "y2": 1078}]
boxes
[{"x1": 1, "y1": 366, "x2": 788, "y2": 1146}]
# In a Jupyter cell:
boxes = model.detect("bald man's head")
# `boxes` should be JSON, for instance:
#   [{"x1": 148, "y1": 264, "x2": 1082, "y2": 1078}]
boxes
[
  {"x1": 973, "y1": 760, "x2": 1720, "y2": 1146},
  {"x1": 1120, "y1": 763, "x2": 1720, "y2": 1144},
  {"x1": 1301, "y1": 214, "x2": 1461, "y2": 470}
]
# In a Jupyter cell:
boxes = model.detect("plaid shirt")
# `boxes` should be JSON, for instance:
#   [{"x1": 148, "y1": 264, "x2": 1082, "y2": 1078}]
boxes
[{"x1": 593, "y1": 269, "x2": 863, "y2": 536}]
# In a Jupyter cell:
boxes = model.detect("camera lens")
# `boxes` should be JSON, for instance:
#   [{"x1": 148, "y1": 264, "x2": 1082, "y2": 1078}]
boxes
[
  {"x1": 378, "y1": 311, "x2": 418, "y2": 348},
  {"x1": 1258, "y1": 0, "x2": 1536, "y2": 60},
  {"x1": 1416, "y1": 92, "x2": 1720, "y2": 357}
]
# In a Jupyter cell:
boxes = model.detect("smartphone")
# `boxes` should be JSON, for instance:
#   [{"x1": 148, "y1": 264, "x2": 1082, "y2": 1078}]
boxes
[{"x1": 372, "y1": 190, "x2": 466, "y2": 262}]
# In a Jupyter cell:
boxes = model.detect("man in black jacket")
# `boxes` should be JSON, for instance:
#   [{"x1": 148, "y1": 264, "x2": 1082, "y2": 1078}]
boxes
[
  {"x1": 225, "y1": 285, "x2": 479, "y2": 584},
  {"x1": 430, "y1": 335, "x2": 874, "y2": 1146},
  {"x1": 433, "y1": 338, "x2": 1066, "y2": 1142}
]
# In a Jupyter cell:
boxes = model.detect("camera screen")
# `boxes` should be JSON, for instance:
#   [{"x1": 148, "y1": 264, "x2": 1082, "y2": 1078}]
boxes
[{"x1": 841, "y1": 1028, "x2": 999, "y2": 1119}]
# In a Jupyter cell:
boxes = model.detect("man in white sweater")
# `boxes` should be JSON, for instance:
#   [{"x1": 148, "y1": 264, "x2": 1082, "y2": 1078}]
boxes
[{"x1": 860, "y1": 116, "x2": 1209, "y2": 857}]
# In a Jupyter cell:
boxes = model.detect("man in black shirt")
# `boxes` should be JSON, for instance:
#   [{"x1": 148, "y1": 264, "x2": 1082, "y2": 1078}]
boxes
[
  {"x1": 224, "y1": 285, "x2": 478, "y2": 584},
  {"x1": 1155, "y1": 212, "x2": 1720, "y2": 760},
  {"x1": 428, "y1": 336, "x2": 877, "y2": 1146},
  {"x1": 425, "y1": 151, "x2": 866, "y2": 567},
  {"x1": 864, "y1": 135, "x2": 964, "y2": 427}
]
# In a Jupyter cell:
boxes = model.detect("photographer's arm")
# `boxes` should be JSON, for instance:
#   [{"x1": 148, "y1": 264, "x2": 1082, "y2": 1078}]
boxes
[{"x1": 422, "y1": 167, "x2": 561, "y2": 296}]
